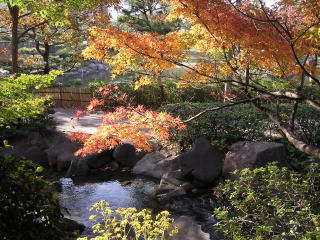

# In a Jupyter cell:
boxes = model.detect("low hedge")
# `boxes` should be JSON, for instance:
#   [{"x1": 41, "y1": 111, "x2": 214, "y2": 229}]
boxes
[{"x1": 160, "y1": 102, "x2": 320, "y2": 153}]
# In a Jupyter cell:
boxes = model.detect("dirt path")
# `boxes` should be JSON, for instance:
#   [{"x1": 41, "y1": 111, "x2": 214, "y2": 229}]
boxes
[{"x1": 51, "y1": 108, "x2": 104, "y2": 134}]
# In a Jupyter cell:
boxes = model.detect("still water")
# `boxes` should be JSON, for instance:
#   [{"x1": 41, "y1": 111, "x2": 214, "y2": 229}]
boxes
[{"x1": 59, "y1": 177, "x2": 158, "y2": 237}]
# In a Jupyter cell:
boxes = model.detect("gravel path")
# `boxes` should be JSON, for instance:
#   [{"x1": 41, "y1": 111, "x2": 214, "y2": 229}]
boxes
[{"x1": 51, "y1": 108, "x2": 104, "y2": 134}]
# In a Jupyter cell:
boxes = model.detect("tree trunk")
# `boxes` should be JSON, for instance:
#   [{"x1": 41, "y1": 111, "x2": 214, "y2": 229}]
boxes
[
  {"x1": 8, "y1": 4, "x2": 19, "y2": 75},
  {"x1": 43, "y1": 42, "x2": 50, "y2": 74},
  {"x1": 224, "y1": 75, "x2": 232, "y2": 102},
  {"x1": 253, "y1": 101, "x2": 320, "y2": 158},
  {"x1": 157, "y1": 76, "x2": 165, "y2": 102}
]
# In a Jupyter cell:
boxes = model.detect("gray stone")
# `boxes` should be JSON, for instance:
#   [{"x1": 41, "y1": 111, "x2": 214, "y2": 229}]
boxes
[
  {"x1": 158, "y1": 169, "x2": 185, "y2": 193},
  {"x1": 24, "y1": 145, "x2": 48, "y2": 166},
  {"x1": 105, "y1": 161, "x2": 120, "y2": 171},
  {"x1": 46, "y1": 137, "x2": 81, "y2": 172},
  {"x1": 133, "y1": 152, "x2": 177, "y2": 179},
  {"x1": 174, "y1": 137, "x2": 224, "y2": 183},
  {"x1": 222, "y1": 141, "x2": 288, "y2": 179},
  {"x1": 28, "y1": 132, "x2": 49, "y2": 150},
  {"x1": 66, "y1": 157, "x2": 88, "y2": 177},
  {"x1": 96, "y1": 63, "x2": 106, "y2": 71},
  {"x1": 59, "y1": 217, "x2": 85, "y2": 233},
  {"x1": 168, "y1": 216, "x2": 210, "y2": 240},
  {"x1": 2, "y1": 132, "x2": 49, "y2": 166},
  {"x1": 113, "y1": 143, "x2": 137, "y2": 166},
  {"x1": 86, "y1": 150, "x2": 113, "y2": 169},
  {"x1": 135, "y1": 151, "x2": 148, "y2": 162},
  {"x1": 157, "y1": 170, "x2": 194, "y2": 200}
]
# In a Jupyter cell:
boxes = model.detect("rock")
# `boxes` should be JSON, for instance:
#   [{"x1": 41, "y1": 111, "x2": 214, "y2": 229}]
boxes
[
  {"x1": 157, "y1": 170, "x2": 194, "y2": 200},
  {"x1": 96, "y1": 63, "x2": 106, "y2": 71},
  {"x1": 86, "y1": 150, "x2": 113, "y2": 169},
  {"x1": 46, "y1": 136, "x2": 81, "y2": 172},
  {"x1": 135, "y1": 151, "x2": 148, "y2": 162},
  {"x1": 105, "y1": 161, "x2": 120, "y2": 171},
  {"x1": 113, "y1": 143, "x2": 137, "y2": 166},
  {"x1": 24, "y1": 145, "x2": 48, "y2": 166},
  {"x1": 168, "y1": 216, "x2": 210, "y2": 240},
  {"x1": 133, "y1": 152, "x2": 177, "y2": 179},
  {"x1": 222, "y1": 141, "x2": 288, "y2": 179},
  {"x1": 66, "y1": 157, "x2": 88, "y2": 177},
  {"x1": 28, "y1": 132, "x2": 48, "y2": 150},
  {"x1": 2, "y1": 132, "x2": 49, "y2": 166},
  {"x1": 59, "y1": 217, "x2": 85, "y2": 234},
  {"x1": 158, "y1": 183, "x2": 194, "y2": 201},
  {"x1": 158, "y1": 169, "x2": 186, "y2": 193},
  {"x1": 174, "y1": 137, "x2": 224, "y2": 183}
]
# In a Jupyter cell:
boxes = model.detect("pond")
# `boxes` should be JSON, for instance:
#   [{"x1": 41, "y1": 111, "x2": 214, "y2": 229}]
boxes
[{"x1": 59, "y1": 177, "x2": 159, "y2": 237}]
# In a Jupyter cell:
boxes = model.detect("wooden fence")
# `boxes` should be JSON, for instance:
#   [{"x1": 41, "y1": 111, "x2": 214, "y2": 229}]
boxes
[{"x1": 31, "y1": 87, "x2": 93, "y2": 108}]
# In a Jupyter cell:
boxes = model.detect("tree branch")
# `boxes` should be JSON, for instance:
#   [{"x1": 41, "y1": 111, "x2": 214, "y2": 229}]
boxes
[{"x1": 183, "y1": 98, "x2": 258, "y2": 123}]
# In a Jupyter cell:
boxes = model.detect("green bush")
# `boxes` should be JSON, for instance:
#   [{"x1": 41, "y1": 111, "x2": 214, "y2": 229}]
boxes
[
  {"x1": 160, "y1": 102, "x2": 271, "y2": 152},
  {"x1": 214, "y1": 163, "x2": 320, "y2": 240},
  {"x1": 160, "y1": 102, "x2": 320, "y2": 153},
  {"x1": 0, "y1": 71, "x2": 62, "y2": 128},
  {"x1": 0, "y1": 154, "x2": 64, "y2": 240}
]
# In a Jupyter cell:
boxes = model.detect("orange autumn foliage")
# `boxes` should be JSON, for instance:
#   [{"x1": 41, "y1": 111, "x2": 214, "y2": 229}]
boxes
[
  {"x1": 69, "y1": 84, "x2": 185, "y2": 156},
  {"x1": 83, "y1": 0, "x2": 319, "y2": 83},
  {"x1": 74, "y1": 0, "x2": 320, "y2": 157}
]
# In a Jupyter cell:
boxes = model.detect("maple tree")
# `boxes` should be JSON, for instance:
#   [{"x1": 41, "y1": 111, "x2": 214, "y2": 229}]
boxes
[
  {"x1": 115, "y1": 0, "x2": 183, "y2": 101},
  {"x1": 0, "y1": 0, "x2": 120, "y2": 74},
  {"x1": 69, "y1": 84, "x2": 185, "y2": 156},
  {"x1": 82, "y1": 0, "x2": 320, "y2": 158}
]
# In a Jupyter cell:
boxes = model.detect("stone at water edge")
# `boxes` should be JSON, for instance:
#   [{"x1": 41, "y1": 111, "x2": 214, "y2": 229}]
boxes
[
  {"x1": 167, "y1": 216, "x2": 210, "y2": 240},
  {"x1": 46, "y1": 136, "x2": 82, "y2": 171},
  {"x1": 105, "y1": 161, "x2": 120, "y2": 171},
  {"x1": 112, "y1": 143, "x2": 137, "y2": 166},
  {"x1": 156, "y1": 169, "x2": 195, "y2": 201},
  {"x1": 174, "y1": 137, "x2": 224, "y2": 183},
  {"x1": 66, "y1": 157, "x2": 88, "y2": 177},
  {"x1": 222, "y1": 141, "x2": 288, "y2": 179},
  {"x1": 86, "y1": 150, "x2": 113, "y2": 169},
  {"x1": 2, "y1": 132, "x2": 49, "y2": 167},
  {"x1": 133, "y1": 152, "x2": 177, "y2": 179},
  {"x1": 59, "y1": 217, "x2": 85, "y2": 234}
]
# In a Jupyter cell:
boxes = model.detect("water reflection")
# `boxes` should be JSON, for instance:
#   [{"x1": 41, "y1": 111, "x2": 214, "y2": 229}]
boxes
[{"x1": 59, "y1": 177, "x2": 158, "y2": 237}]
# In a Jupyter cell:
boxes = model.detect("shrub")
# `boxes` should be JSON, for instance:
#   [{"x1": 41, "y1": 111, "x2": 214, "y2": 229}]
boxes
[
  {"x1": 0, "y1": 153, "x2": 64, "y2": 240},
  {"x1": 160, "y1": 103, "x2": 320, "y2": 153},
  {"x1": 214, "y1": 163, "x2": 320, "y2": 240},
  {"x1": 160, "y1": 103, "x2": 272, "y2": 152},
  {"x1": 0, "y1": 71, "x2": 62, "y2": 128},
  {"x1": 89, "y1": 81, "x2": 217, "y2": 108},
  {"x1": 78, "y1": 200, "x2": 178, "y2": 240}
]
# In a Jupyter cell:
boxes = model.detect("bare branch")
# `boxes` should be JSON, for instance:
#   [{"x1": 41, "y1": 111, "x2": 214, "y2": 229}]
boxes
[{"x1": 183, "y1": 98, "x2": 258, "y2": 123}]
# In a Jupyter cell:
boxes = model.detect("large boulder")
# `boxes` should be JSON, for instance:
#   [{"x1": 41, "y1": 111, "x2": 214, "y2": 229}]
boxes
[
  {"x1": 86, "y1": 150, "x2": 113, "y2": 169},
  {"x1": 112, "y1": 143, "x2": 137, "y2": 166},
  {"x1": 133, "y1": 152, "x2": 176, "y2": 179},
  {"x1": 59, "y1": 217, "x2": 85, "y2": 234},
  {"x1": 173, "y1": 137, "x2": 224, "y2": 183},
  {"x1": 46, "y1": 137, "x2": 81, "y2": 172},
  {"x1": 65, "y1": 157, "x2": 89, "y2": 177},
  {"x1": 167, "y1": 216, "x2": 210, "y2": 240},
  {"x1": 3, "y1": 132, "x2": 49, "y2": 166},
  {"x1": 222, "y1": 141, "x2": 288, "y2": 179},
  {"x1": 157, "y1": 170, "x2": 194, "y2": 201}
]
